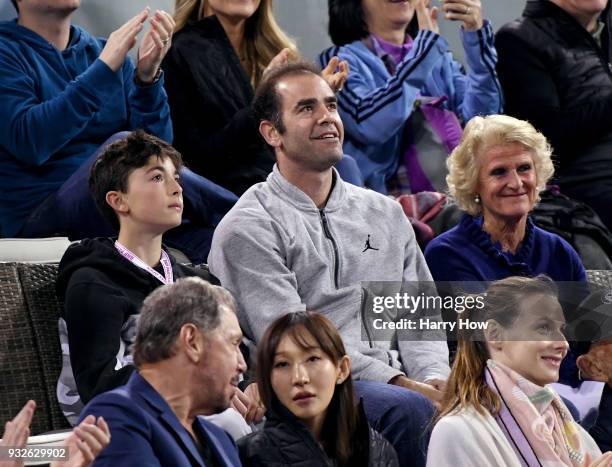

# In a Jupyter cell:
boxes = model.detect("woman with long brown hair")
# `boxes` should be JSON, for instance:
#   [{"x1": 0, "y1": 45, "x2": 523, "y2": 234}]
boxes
[
  {"x1": 238, "y1": 311, "x2": 398, "y2": 467},
  {"x1": 162, "y1": 0, "x2": 351, "y2": 197},
  {"x1": 427, "y1": 276, "x2": 608, "y2": 466}
]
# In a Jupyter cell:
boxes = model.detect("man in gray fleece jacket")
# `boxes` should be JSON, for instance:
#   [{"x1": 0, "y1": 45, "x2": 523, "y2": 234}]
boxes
[{"x1": 209, "y1": 62, "x2": 450, "y2": 467}]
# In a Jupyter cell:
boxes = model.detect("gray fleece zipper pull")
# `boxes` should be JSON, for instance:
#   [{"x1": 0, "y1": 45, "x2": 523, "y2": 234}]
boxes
[{"x1": 319, "y1": 209, "x2": 340, "y2": 289}]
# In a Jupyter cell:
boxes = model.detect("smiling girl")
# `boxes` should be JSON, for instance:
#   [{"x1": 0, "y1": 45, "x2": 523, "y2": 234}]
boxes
[
  {"x1": 427, "y1": 276, "x2": 610, "y2": 467},
  {"x1": 238, "y1": 311, "x2": 399, "y2": 467}
]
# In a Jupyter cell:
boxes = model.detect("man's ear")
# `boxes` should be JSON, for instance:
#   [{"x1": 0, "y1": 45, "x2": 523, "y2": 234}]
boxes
[
  {"x1": 179, "y1": 323, "x2": 204, "y2": 364},
  {"x1": 576, "y1": 353, "x2": 607, "y2": 383},
  {"x1": 259, "y1": 121, "x2": 282, "y2": 148},
  {"x1": 106, "y1": 191, "x2": 129, "y2": 214}
]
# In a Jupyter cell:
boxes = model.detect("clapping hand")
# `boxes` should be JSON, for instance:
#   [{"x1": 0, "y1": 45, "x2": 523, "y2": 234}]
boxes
[
  {"x1": 262, "y1": 48, "x2": 292, "y2": 80},
  {"x1": 415, "y1": 0, "x2": 440, "y2": 34},
  {"x1": 98, "y1": 8, "x2": 175, "y2": 84},
  {"x1": 53, "y1": 415, "x2": 111, "y2": 467},
  {"x1": 0, "y1": 400, "x2": 35, "y2": 467},
  {"x1": 0, "y1": 401, "x2": 111, "y2": 467},
  {"x1": 137, "y1": 9, "x2": 176, "y2": 84},
  {"x1": 322, "y1": 56, "x2": 350, "y2": 93},
  {"x1": 442, "y1": 0, "x2": 484, "y2": 31},
  {"x1": 99, "y1": 8, "x2": 149, "y2": 73}
]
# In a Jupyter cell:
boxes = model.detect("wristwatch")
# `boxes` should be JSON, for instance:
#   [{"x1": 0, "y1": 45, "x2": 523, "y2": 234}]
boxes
[{"x1": 134, "y1": 67, "x2": 162, "y2": 87}]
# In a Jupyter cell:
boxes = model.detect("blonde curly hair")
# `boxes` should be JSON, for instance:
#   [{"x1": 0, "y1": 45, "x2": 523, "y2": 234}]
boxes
[{"x1": 446, "y1": 115, "x2": 554, "y2": 216}]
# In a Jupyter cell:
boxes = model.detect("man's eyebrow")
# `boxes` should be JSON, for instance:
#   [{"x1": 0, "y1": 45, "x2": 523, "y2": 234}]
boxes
[
  {"x1": 294, "y1": 98, "x2": 317, "y2": 109},
  {"x1": 324, "y1": 96, "x2": 337, "y2": 104}
]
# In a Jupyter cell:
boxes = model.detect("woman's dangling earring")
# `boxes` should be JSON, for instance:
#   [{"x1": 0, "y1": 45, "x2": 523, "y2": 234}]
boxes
[{"x1": 474, "y1": 194, "x2": 481, "y2": 204}]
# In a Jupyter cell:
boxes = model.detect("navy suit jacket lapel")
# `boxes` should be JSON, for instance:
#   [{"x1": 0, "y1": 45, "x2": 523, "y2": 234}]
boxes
[
  {"x1": 195, "y1": 417, "x2": 237, "y2": 467},
  {"x1": 132, "y1": 374, "x2": 206, "y2": 467}
]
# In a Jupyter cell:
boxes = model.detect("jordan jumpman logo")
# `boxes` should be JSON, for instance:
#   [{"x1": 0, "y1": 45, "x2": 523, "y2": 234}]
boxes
[{"x1": 362, "y1": 234, "x2": 379, "y2": 252}]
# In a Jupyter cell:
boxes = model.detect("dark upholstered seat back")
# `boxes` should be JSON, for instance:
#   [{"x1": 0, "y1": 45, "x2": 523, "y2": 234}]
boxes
[
  {"x1": 0, "y1": 262, "x2": 69, "y2": 434},
  {"x1": 19, "y1": 263, "x2": 70, "y2": 432}
]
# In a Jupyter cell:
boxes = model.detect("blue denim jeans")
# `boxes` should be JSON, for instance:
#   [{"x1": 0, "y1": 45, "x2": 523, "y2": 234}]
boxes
[
  {"x1": 19, "y1": 132, "x2": 238, "y2": 264},
  {"x1": 354, "y1": 380, "x2": 435, "y2": 467}
]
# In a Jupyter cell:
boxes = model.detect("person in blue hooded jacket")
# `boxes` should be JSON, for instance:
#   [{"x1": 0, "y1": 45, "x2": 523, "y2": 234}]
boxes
[
  {"x1": 0, "y1": 1, "x2": 236, "y2": 262},
  {"x1": 319, "y1": 0, "x2": 502, "y2": 196}
]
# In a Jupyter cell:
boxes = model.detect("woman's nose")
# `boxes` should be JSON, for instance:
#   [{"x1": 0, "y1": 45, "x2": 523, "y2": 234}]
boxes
[{"x1": 291, "y1": 364, "x2": 309, "y2": 385}]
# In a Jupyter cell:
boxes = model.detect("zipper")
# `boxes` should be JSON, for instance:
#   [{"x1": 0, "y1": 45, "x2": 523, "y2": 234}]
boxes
[
  {"x1": 361, "y1": 296, "x2": 374, "y2": 349},
  {"x1": 319, "y1": 209, "x2": 339, "y2": 289}
]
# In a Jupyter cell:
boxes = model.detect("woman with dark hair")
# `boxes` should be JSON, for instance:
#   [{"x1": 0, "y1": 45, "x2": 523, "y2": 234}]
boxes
[
  {"x1": 319, "y1": 0, "x2": 502, "y2": 196},
  {"x1": 238, "y1": 311, "x2": 399, "y2": 467},
  {"x1": 427, "y1": 277, "x2": 608, "y2": 466}
]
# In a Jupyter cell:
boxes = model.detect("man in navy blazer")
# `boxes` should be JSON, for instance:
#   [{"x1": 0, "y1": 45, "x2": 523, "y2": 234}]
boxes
[{"x1": 80, "y1": 277, "x2": 246, "y2": 466}]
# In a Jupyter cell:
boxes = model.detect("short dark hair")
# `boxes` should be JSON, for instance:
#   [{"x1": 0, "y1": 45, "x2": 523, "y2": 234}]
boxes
[
  {"x1": 328, "y1": 0, "x2": 418, "y2": 46},
  {"x1": 11, "y1": 0, "x2": 18, "y2": 12},
  {"x1": 253, "y1": 61, "x2": 323, "y2": 134},
  {"x1": 133, "y1": 278, "x2": 236, "y2": 366},
  {"x1": 89, "y1": 130, "x2": 183, "y2": 229}
]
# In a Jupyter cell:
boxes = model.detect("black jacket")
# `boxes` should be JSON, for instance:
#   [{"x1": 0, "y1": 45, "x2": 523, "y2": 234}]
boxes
[
  {"x1": 238, "y1": 400, "x2": 399, "y2": 467},
  {"x1": 495, "y1": 0, "x2": 612, "y2": 182},
  {"x1": 162, "y1": 16, "x2": 275, "y2": 196},
  {"x1": 56, "y1": 238, "x2": 216, "y2": 403}
]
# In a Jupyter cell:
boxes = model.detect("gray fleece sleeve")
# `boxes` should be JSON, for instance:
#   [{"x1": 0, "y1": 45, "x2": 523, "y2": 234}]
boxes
[
  {"x1": 397, "y1": 210, "x2": 451, "y2": 382},
  {"x1": 208, "y1": 218, "x2": 306, "y2": 342}
]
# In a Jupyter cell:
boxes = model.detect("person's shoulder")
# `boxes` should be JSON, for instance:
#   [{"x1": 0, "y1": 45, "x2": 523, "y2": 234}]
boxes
[
  {"x1": 432, "y1": 406, "x2": 486, "y2": 437},
  {"x1": 58, "y1": 238, "x2": 121, "y2": 286},
  {"x1": 425, "y1": 221, "x2": 469, "y2": 256},
  {"x1": 216, "y1": 182, "x2": 281, "y2": 230},
  {"x1": 496, "y1": 16, "x2": 529, "y2": 35},
  {"x1": 171, "y1": 17, "x2": 226, "y2": 51},
  {"x1": 495, "y1": 15, "x2": 543, "y2": 49},
  {"x1": 81, "y1": 382, "x2": 144, "y2": 418},
  {"x1": 345, "y1": 183, "x2": 402, "y2": 213},
  {"x1": 531, "y1": 223, "x2": 576, "y2": 253},
  {"x1": 237, "y1": 429, "x2": 274, "y2": 458},
  {"x1": 320, "y1": 40, "x2": 373, "y2": 67}
]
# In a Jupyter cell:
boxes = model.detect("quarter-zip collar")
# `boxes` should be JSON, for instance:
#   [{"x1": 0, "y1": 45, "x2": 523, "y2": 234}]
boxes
[{"x1": 267, "y1": 164, "x2": 348, "y2": 214}]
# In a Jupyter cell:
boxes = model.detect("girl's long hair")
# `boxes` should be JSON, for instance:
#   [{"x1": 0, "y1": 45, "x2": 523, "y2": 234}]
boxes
[
  {"x1": 257, "y1": 311, "x2": 359, "y2": 466},
  {"x1": 437, "y1": 276, "x2": 558, "y2": 420},
  {"x1": 173, "y1": 0, "x2": 297, "y2": 87}
]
